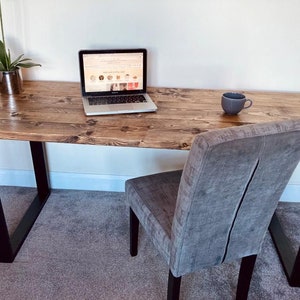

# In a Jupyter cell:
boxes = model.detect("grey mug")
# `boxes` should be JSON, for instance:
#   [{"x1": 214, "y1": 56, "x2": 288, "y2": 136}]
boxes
[{"x1": 221, "y1": 92, "x2": 252, "y2": 115}]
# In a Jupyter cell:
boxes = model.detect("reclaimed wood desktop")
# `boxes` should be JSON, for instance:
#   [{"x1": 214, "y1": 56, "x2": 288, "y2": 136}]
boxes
[{"x1": 0, "y1": 81, "x2": 299, "y2": 284}]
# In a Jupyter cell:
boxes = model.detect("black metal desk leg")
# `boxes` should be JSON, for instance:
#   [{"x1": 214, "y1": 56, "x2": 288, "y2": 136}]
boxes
[
  {"x1": 0, "y1": 200, "x2": 13, "y2": 261},
  {"x1": 0, "y1": 141, "x2": 50, "y2": 263},
  {"x1": 30, "y1": 141, "x2": 50, "y2": 200}
]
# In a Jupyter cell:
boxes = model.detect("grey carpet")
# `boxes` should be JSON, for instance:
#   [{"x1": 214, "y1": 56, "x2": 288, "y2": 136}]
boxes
[{"x1": 0, "y1": 187, "x2": 299, "y2": 300}]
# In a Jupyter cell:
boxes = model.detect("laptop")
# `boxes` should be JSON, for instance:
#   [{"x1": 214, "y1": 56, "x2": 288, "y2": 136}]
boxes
[{"x1": 78, "y1": 48, "x2": 157, "y2": 116}]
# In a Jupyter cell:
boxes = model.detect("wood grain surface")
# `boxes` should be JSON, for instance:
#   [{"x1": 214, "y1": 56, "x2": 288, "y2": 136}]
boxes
[{"x1": 0, "y1": 81, "x2": 299, "y2": 150}]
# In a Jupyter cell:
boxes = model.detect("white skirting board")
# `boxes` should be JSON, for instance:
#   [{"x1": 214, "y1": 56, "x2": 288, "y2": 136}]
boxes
[
  {"x1": 0, "y1": 170, "x2": 128, "y2": 193},
  {"x1": 0, "y1": 169, "x2": 299, "y2": 202}
]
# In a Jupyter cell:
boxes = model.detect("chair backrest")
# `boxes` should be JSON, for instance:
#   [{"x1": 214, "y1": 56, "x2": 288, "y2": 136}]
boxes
[{"x1": 170, "y1": 120, "x2": 300, "y2": 277}]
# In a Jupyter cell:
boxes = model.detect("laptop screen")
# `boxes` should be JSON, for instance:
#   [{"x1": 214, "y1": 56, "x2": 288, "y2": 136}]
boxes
[{"x1": 79, "y1": 49, "x2": 147, "y2": 97}]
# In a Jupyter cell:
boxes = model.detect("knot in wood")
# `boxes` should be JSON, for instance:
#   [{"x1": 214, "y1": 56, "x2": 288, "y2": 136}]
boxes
[
  {"x1": 121, "y1": 126, "x2": 129, "y2": 132},
  {"x1": 86, "y1": 119, "x2": 98, "y2": 126}
]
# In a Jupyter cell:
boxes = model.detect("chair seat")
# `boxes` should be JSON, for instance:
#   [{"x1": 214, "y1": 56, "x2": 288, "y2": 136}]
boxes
[{"x1": 126, "y1": 170, "x2": 182, "y2": 262}]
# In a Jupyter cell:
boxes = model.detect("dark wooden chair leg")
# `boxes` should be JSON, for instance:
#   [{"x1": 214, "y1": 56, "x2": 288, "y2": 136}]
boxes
[
  {"x1": 167, "y1": 270, "x2": 181, "y2": 300},
  {"x1": 289, "y1": 248, "x2": 300, "y2": 287},
  {"x1": 130, "y1": 208, "x2": 139, "y2": 256},
  {"x1": 269, "y1": 213, "x2": 300, "y2": 287},
  {"x1": 236, "y1": 254, "x2": 257, "y2": 300}
]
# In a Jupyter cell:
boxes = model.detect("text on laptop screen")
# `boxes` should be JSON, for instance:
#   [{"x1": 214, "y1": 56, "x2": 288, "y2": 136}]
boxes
[{"x1": 83, "y1": 52, "x2": 144, "y2": 93}]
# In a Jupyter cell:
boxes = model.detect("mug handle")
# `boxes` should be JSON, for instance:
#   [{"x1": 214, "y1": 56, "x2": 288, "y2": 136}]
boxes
[{"x1": 243, "y1": 99, "x2": 252, "y2": 109}]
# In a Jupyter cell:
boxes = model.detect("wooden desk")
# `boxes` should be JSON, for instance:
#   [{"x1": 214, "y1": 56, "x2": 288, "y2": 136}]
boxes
[
  {"x1": 0, "y1": 81, "x2": 299, "y2": 285},
  {"x1": 0, "y1": 81, "x2": 299, "y2": 149}
]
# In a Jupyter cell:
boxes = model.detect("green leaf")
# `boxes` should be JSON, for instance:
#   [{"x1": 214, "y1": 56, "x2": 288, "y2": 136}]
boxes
[
  {"x1": 18, "y1": 62, "x2": 41, "y2": 68},
  {"x1": 9, "y1": 54, "x2": 25, "y2": 69},
  {"x1": 0, "y1": 60, "x2": 6, "y2": 71},
  {"x1": 0, "y1": 40, "x2": 10, "y2": 70}
]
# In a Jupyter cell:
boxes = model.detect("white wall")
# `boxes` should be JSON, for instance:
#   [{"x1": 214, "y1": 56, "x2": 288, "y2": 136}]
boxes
[{"x1": 1, "y1": 0, "x2": 299, "y2": 200}]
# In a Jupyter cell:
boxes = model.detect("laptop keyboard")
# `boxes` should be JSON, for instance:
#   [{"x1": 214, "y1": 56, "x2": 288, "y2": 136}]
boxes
[{"x1": 88, "y1": 95, "x2": 147, "y2": 105}]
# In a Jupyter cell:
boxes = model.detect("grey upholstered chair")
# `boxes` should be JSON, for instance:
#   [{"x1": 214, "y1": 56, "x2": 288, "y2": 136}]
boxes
[{"x1": 125, "y1": 120, "x2": 300, "y2": 300}]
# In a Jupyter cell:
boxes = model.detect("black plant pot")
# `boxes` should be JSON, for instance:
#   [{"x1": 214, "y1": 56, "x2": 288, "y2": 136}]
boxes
[{"x1": 1, "y1": 68, "x2": 23, "y2": 94}]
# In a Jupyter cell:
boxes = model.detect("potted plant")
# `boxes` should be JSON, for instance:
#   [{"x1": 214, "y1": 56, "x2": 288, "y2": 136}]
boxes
[{"x1": 0, "y1": 0, "x2": 41, "y2": 94}]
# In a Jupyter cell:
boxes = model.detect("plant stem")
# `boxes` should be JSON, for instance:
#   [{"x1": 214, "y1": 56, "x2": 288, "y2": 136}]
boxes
[{"x1": 0, "y1": 0, "x2": 6, "y2": 49}]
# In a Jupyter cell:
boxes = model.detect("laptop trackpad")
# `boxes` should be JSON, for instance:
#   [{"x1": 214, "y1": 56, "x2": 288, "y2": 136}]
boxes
[{"x1": 110, "y1": 104, "x2": 134, "y2": 111}]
